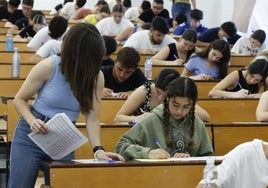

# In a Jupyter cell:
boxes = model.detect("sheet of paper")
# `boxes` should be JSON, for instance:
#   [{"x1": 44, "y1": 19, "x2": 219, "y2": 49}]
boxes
[
  {"x1": 73, "y1": 159, "x2": 123, "y2": 164},
  {"x1": 28, "y1": 113, "x2": 88, "y2": 160},
  {"x1": 135, "y1": 156, "x2": 224, "y2": 162}
]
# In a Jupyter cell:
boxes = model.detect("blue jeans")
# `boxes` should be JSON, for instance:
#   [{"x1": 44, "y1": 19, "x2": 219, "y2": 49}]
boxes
[
  {"x1": 8, "y1": 106, "x2": 75, "y2": 188},
  {"x1": 172, "y1": 2, "x2": 191, "y2": 21}
]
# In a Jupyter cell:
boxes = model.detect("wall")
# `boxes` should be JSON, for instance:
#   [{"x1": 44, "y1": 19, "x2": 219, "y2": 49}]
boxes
[{"x1": 32, "y1": 0, "x2": 234, "y2": 28}]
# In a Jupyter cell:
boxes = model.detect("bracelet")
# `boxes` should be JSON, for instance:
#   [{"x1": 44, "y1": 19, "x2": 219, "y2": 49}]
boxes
[{"x1": 93, "y1": 145, "x2": 105, "y2": 154}]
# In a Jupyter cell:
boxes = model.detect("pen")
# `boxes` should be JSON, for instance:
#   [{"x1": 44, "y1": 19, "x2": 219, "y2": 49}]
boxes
[
  {"x1": 26, "y1": 32, "x2": 30, "y2": 37},
  {"x1": 173, "y1": 54, "x2": 178, "y2": 60},
  {"x1": 139, "y1": 107, "x2": 145, "y2": 113},
  {"x1": 237, "y1": 82, "x2": 243, "y2": 89},
  {"x1": 153, "y1": 137, "x2": 163, "y2": 149}
]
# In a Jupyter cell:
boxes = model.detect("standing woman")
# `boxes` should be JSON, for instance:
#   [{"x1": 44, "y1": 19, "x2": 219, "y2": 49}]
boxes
[
  {"x1": 8, "y1": 23, "x2": 124, "y2": 188},
  {"x1": 171, "y1": 0, "x2": 196, "y2": 20},
  {"x1": 151, "y1": 29, "x2": 198, "y2": 66},
  {"x1": 181, "y1": 39, "x2": 230, "y2": 80},
  {"x1": 115, "y1": 77, "x2": 213, "y2": 159}
]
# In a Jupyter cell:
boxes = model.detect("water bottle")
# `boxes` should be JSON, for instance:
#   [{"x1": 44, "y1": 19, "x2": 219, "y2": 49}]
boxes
[
  {"x1": 6, "y1": 30, "x2": 13, "y2": 51},
  {"x1": 144, "y1": 56, "x2": 152, "y2": 80},
  {"x1": 203, "y1": 158, "x2": 217, "y2": 188},
  {"x1": 12, "y1": 47, "x2": 20, "y2": 78}
]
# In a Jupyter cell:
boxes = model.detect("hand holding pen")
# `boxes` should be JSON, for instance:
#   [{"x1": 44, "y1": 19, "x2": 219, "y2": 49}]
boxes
[
  {"x1": 173, "y1": 54, "x2": 185, "y2": 65},
  {"x1": 236, "y1": 82, "x2": 250, "y2": 98},
  {"x1": 148, "y1": 138, "x2": 170, "y2": 159}
]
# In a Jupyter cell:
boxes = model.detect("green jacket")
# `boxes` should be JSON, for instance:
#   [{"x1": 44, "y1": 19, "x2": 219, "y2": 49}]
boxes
[{"x1": 115, "y1": 104, "x2": 214, "y2": 159}]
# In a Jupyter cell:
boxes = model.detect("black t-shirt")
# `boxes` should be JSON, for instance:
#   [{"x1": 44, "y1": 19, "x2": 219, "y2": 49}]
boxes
[
  {"x1": 139, "y1": 9, "x2": 170, "y2": 23},
  {"x1": 15, "y1": 17, "x2": 28, "y2": 30},
  {"x1": 19, "y1": 25, "x2": 36, "y2": 38},
  {"x1": 100, "y1": 65, "x2": 146, "y2": 92},
  {"x1": 0, "y1": 6, "x2": 11, "y2": 20},
  {"x1": 8, "y1": 9, "x2": 25, "y2": 24}
]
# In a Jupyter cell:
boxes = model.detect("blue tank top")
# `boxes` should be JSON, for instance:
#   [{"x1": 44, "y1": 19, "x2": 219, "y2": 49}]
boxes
[{"x1": 32, "y1": 56, "x2": 80, "y2": 121}]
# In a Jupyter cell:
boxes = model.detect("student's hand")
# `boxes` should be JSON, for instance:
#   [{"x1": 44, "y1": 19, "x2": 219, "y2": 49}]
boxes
[
  {"x1": 173, "y1": 59, "x2": 184, "y2": 65},
  {"x1": 194, "y1": 74, "x2": 213, "y2": 80},
  {"x1": 247, "y1": 93, "x2": 261, "y2": 98},
  {"x1": 233, "y1": 89, "x2": 249, "y2": 98},
  {"x1": 30, "y1": 119, "x2": 48, "y2": 134},
  {"x1": 117, "y1": 91, "x2": 132, "y2": 98},
  {"x1": 95, "y1": 150, "x2": 125, "y2": 162},
  {"x1": 102, "y1": 88, "x2": 113, "y2": 97},
  {"x1": 148, "y1": 149, "x2": 170, "y2": 159},
  {"x1": 172, "y1": 152, "x2": 190, "y2": 158}
]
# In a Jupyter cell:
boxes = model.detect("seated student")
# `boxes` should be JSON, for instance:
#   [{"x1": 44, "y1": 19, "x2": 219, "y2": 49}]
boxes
[
  {"x1": 137, "y1": 0, "x2": 169, "y2": 24},
  {"x1": 115, "y1": 77, "x2": 214, "y2": 159},
  {"x1": 114, "y1": 68, "x2": 210, "y2": 123},
  {"x1": 124, "y1": 0, "x2": 151, "y2": 21},
  {"x1": 231, "y1": 29, "x2": 266, "y2": 56},
  {"x1": 0, "y1": 0, "x2": 20, "y2": 21},
  {"x1": 196, "y1": 139, "x2": 268, "y2": 188},
  {"x1": 167, "y1": 12, "x2": 187, "y2": 33},
  {"x1": 209, "y1": 58, "x2": 268, "y2": 98},
  {"x1": 197, "y1": 21, "x2": 241, "y2": 46},
  {"x1": 83, "y1": 6, "x2": 110, "y2": 25},
  {"x1": 124, "y1": 16, "x2": 176, "y2": 54},
  {"x1": 49, "y1": 0, "x2": 73, "y2": 15},
  {"x1": 96, "y1": 4, "x2": 133, "y2": 37},
  {"x1": 69, "y1": 0, "x2": 109, "y2": 23},
  {"x1": 5, "y1": 0, "x2": 33, "y2": 28},
  {"x1": 256, "y1": 90, "x2": 268, "y2": 121},
  {"x1": 181, "y1": 39, "x2": 230, "y2": 80},
  {"x1": 59, "y1": 0, "x2": 86, "y2": 20},
  {"x1": 151, "y1": 29, "x2": 198, "y2": 66},
  {"x1": 173, "y1": 9, "x2": 207, "y2": 36},
  {"x1": 28, "y1": 39, "x2": 62, "y2": 64},
  {"x1": 115, "y1": 22, "x2": 151, "y2": 45},
  {"x1": 101, "y1": 47, "x2": 146, "y2": 98},
  {"x1": 13, "y1": 12, "x2": 46, "y2": 42},
  {"x1": 102, "y1": 35, "x2": 117, "y2": 66},
  {"x1": 27, "y1": 16, "x2": 68, "y2": 50}
]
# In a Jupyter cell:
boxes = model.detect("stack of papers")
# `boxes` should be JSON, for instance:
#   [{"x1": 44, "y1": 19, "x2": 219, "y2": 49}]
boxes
[{"x1": 28, "y1": 113, "x2": 88, "y2": 160}]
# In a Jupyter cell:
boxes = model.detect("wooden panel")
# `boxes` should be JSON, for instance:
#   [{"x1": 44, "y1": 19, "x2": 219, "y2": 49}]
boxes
[{"x1": 213, "y1": 124, "x2": 268, "y2": 155}]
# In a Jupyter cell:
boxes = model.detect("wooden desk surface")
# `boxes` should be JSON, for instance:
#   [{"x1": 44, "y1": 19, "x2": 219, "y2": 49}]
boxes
[{"x1": 42, "y1": 159, "x2": 222, "y2": 188}]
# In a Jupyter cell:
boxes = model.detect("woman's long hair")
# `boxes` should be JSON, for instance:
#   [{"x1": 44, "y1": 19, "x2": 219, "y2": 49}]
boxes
[{"x1": 61, "y1": 23, "x2": 106, "y2": 114}]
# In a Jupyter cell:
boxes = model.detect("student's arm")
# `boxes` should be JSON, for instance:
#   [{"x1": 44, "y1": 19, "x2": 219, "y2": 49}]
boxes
[
  {"x1": 208, "y1": 71, "x2": 249, "y2": 98},
  {"x1": 13, "y1": 34, "x2": 30, "y2": 42},
  {"x1": 151, "y1": 45, "x2": 184, "y2": 66},
  {"x1": 195, "y1": 104, "x2": 210, "y2": 122},
  {"x1": 256, "y1": 91, "x2": 268, "y2": 121},
  {"x1": 115, "y1": 26, "x2": 133, "y2": 44},
  {"x1": 86, "y1": 71, "x2": 125, "y2": 161},
  {"x1": 13, "y1": 57, "x2": 53, "y2": 134},
  {"x1": 114, "y1": 85, "x2": 148, "y2": 123}
]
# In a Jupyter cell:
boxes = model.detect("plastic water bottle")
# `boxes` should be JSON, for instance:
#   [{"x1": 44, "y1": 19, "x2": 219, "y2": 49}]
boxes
[
  {"x1": 12, "y1": 47, "x2": 20, "y2": 78},
  {"x1": 203, "y1": 158, "x2": 217, "y2": 188},
  {"x1": 144, "y1": 56, "x2": 152, "y2": 80},
  {"x1": 6, "y1": 30, "x2": 13, "y2": 51}
]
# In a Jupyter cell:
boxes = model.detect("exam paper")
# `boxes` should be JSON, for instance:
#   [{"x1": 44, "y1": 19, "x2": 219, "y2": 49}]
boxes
[
  {"x1": 28, "y1": 113, "x2": 88, "y2": 160},
  {"x1": 135, "y1": 156, "x2": 224, "y2": 162}
]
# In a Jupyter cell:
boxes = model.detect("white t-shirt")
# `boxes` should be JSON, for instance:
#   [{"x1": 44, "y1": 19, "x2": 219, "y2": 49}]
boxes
[
  {"x1": 123, "y1": 30, "x2": 176, "y2": 52},
  {"x1": 36, "y1": 40, "x2": 62, "y2": 58},
  {"x1": 96, "y1": 17, "x2": 133, "y2": 36},
  {"x1": 27, "y1": 27, "x2": 67, "y2": 49},
  {"x1": 231, "y1": 36, "x2": 266, "y2": 56},
  {"x1": 124, "y1": 7, "x2": 139, "y2": 20},
  {"x1": 60, "y1": 2, "x2": 76, "y2": 19},
  {"x1": 215, "y1": 139, "x2": 268, "y2": 188}
]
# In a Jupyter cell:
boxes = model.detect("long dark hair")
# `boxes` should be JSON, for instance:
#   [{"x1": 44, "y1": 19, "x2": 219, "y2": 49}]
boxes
[
  {"x1": 163, "y1": 77, "x2": 197, "y2": 149},
  {"x1": 196, "y1": 39, "x2": 230, "y2": 79},
  {"x1": 61, "y1": 23, "x2": 106, "y2": 114}
]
